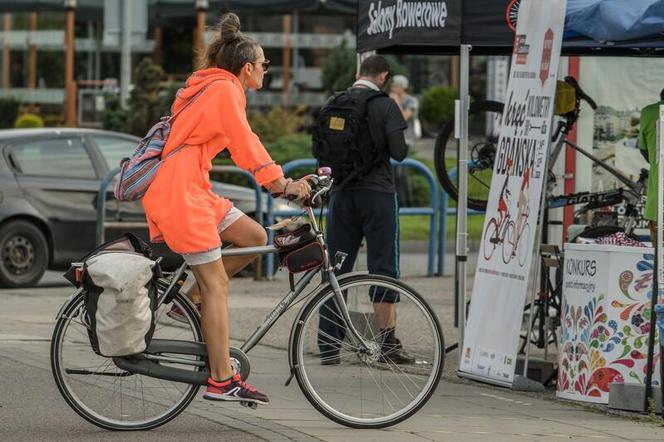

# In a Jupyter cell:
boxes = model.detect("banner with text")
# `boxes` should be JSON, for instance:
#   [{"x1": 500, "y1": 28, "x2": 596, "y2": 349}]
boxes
[
  {"x1": 356, "y1": 0, "x2": 461, "y2": 52},
  {"x1": 459, "y1": 0, "x2": 567, "y2": 385}
]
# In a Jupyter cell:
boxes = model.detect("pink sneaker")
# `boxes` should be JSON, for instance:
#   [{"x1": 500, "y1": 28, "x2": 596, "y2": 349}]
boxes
[{"x1": 203, "y1": 374, "x2": 269, "y2": 405}]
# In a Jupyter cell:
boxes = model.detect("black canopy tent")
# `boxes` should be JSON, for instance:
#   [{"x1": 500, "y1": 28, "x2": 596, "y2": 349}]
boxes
[
  {"x1": 357, "y1": 0, "x2": 664, "y2": 56},
  {"x1": 356, "y1": 0, "x2": 664, "y2": 407}
]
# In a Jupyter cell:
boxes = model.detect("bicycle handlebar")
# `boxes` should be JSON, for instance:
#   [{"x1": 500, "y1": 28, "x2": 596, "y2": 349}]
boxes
[
  {"x1": 273, "y1": 172, "x2": 333, "y2": 208},
  {"x1": 565, "y1": 76, "x2": 597, "y2": 110}
]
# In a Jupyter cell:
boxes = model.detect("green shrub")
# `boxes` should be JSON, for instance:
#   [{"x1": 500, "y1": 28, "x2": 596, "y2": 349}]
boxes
[
  {"x1": 248, "y1": 107, "x2": 308, "y2": 143},
  {"x1": 0, "y1": 97, "x2": 19, "y2": 129},
  {"x1": 212, "y1": 133, "x2": 314, "y2": 185},
  {"x1": 14, "y1": 113, "x2": 44, "y2": 128},
  {"x1": 420, "y1": 86, "x2": 457, "y2": 127},
  {"x1": 264, "y1": 133, "x2": 312, "y2": 164},
  {"x1": 42, "y1": 114, "x2": 64, "y2": 127}
]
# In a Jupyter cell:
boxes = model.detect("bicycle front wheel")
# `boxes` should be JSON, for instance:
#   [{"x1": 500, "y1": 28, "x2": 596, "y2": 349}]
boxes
[
  {"x1": 290, "y1": 274, "x2": 444, "y2": 429},
  {"x1": 434, "y1": 100, "x2": 503, "y2": 212},
  {"x1": 50, "y1": 291, "x2": 204, "y2": 431}
]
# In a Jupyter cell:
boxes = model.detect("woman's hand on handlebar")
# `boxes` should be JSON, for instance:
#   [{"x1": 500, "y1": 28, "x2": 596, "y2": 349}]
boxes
[{"x1": 284, "y1": 177, "x2": 311, "y2": 200}]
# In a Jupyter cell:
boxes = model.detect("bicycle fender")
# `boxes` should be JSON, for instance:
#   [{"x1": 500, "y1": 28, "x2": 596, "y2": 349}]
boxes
[
  {"x1": 55, "y1": 288, "x2": 85, "y2": 320},
  {"x1": 286, "y1": 271, "x2": 369, "y2": 370}
]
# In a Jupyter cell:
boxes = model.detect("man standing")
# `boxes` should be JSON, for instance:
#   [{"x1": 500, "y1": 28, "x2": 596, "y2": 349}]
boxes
[
  {"x1": 313, "y1": 55, "x2": 414, "y2": 365},
  {"x1": 638, "y1": 89, "x2": 664, "y2": 243}
]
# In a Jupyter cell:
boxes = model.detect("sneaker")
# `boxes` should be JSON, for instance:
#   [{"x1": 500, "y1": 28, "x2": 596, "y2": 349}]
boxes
[
  {"x1": 167, "y1": 303, "x2": 201, "y2": 324},
  {"x1": 203, "y1": 374, "x2": 269, "y2": 404},
  {"x1": 379, "y1": 328, "x2": 415, "y2": 365}
]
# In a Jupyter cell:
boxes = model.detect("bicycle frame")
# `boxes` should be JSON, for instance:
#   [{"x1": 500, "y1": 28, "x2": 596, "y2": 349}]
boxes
[{"x1": 109, "y1": 203, "x2": 374, "y2": 386}]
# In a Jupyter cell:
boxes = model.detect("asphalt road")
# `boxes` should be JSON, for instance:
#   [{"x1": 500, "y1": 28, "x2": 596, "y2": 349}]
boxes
[{"x1": 0, "y1": 356, "x2": 263, "y2": 442}]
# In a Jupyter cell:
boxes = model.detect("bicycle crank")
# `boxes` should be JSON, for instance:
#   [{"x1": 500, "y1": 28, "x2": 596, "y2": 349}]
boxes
[{"x1": 230, "y1": 347, "x2": 251, "y2": 380}]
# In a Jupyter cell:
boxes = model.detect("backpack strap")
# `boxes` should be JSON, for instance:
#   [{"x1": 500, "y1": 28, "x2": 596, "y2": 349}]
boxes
[
  {"x1": 156, "y1": 79, "x2": 224, "y2": 161},
  {"x1": 347, "y1": 87, "x2": 386, "y2": 120},
  {"x1": 168, "y1": 79, "x2": 224, "y2": 123}
]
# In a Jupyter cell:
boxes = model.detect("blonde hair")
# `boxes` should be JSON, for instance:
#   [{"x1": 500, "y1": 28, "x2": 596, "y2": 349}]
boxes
[{"x1": 198, "y1": 13, "x2": 260, "y2": 75}]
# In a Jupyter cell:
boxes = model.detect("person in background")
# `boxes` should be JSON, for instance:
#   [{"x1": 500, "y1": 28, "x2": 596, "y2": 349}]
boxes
[
  {"x1": 315, "y1": 55, "x2": 414, "y2": 366},
  {"x1": 389, "y1": 74, "x2": 421, "y2": 206},
  {"x1": 638, "y1": 89, "x2": 664, "y2": 244},
  {"x1": 389, "y1": 74, "x2": 420, "y2": 145}
]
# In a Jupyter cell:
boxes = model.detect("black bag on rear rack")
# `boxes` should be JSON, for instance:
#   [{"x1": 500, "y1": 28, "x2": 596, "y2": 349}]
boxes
[{"x1": 65, "y1": 234, "x2": 161, "y2": 357}]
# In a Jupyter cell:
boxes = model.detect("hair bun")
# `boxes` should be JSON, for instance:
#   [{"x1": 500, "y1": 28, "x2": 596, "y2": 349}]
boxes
[{"x1": 219, "y1": 12, "x2": 241, "y2": 43}]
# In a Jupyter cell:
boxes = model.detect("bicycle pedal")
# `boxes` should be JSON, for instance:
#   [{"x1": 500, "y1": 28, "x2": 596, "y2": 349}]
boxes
[{"x1": 240, "y1": 401, "x2": 258, "y2": 410}]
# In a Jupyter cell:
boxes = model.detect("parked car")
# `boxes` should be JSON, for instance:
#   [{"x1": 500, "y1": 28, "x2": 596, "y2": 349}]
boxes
[{"x1": 0, "y1": 128, "x2": 291, "y2": 288}]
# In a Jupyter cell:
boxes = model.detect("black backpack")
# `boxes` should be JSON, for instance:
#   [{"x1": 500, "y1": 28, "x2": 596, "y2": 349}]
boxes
[{"x1": 312, "y1": 88, "x2": 385, "y2": 186}]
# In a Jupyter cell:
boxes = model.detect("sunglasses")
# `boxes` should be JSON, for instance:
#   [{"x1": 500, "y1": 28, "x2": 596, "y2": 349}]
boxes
[{"x1": 252, "y1": 59, "x2": 270, "y2": 73}]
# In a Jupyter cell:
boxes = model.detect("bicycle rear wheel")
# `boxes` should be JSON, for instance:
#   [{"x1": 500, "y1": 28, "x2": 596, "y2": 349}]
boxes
[
  {"x1": 290, "y1": 274, "x2": 443, "y2": 429},
  {"x1": 50, "y1": 291, "x2": 203, "y2": 431},
  {"x1": 434, "y1": 100, "x2": 503, "y2": 212}
]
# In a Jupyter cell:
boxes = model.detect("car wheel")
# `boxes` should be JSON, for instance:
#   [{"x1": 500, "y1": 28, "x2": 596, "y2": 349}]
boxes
[{"x1": 0, "y1": 220, "x2": 49, "y2": 288}]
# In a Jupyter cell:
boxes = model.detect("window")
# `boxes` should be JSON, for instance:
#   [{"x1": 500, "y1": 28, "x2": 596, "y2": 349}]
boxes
[
  {"x1": 11, "y1": 137, "x2": 97, "y2": 179},
  {"x1": 92, "y1": 136, "x2": 137, "y2": 170}
]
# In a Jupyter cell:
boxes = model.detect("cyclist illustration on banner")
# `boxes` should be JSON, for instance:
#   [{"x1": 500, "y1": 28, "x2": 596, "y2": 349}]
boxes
[{"x1": 483, "y1": 157, "x2": 532, "y2": 267}]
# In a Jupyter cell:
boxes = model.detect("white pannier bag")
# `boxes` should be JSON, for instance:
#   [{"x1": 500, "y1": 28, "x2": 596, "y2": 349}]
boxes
[{"x1": 85, "y1": 252, "x2": 157, "y2": 357}]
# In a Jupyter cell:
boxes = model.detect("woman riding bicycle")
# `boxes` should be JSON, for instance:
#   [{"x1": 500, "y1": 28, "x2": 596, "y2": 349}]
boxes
[{"x1": 142, "y1": 13, "x2": 310, "y2": 405}]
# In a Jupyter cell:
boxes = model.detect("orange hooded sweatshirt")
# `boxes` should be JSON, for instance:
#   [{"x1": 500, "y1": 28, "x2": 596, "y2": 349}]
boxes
[{"x1": 142, "y1": 68, "x2": 283, "y2": 254}]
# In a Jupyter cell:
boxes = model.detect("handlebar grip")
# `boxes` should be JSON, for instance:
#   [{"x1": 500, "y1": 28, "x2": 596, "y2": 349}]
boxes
[
  {"x1": 565, "y1": 76, "x2": 597, "y2": 110},
  {"x1": 271, "y1": 192, "x2": 298, "y2": 201}
]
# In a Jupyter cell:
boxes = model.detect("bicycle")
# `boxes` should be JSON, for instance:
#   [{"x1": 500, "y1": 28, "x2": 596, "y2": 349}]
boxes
[
  {"x1": 434, "y1": 76, "x2": 645, "y2": 224},
  {"x1": 50, "y1": 171, "x2": 444, "y2": 431}
]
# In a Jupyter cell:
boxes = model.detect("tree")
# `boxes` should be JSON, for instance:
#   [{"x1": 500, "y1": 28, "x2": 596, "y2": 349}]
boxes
[
  {"x1": 0, "y1": 97, "x2": 19, "y2": 129},
  {"x1": 321, "y1": 41, "x2": 356, "y2": 95},
  {"x1": 321, "y1": 42, "x2": 407, "y2": 95},
  {"x1": 102, "y1": 58, "x2": 175, "y2": 136},
  {"x1": 126, "y1": 58, "x2": 167, "y2": 135}
]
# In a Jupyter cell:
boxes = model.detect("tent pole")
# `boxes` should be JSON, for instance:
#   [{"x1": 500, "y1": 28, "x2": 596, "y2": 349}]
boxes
[
  {"x1": 456, "y1": 44, "x2": 471, "y2": 348},
  {"x1": 120, "y1": 0, "x2": 131, "y2": 109}
]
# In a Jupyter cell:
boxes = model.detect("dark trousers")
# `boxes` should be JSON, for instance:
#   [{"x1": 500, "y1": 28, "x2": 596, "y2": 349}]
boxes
[{"x1": 318, "y1": 190, "x2": 400, "y2": 357}]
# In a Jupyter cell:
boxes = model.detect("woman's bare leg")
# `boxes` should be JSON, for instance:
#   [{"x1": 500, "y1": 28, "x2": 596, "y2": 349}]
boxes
[
  {"x1": 186, "y1": 216, "x2": 267, "y2": 303},
  {"x1": 219, "y1": 215, "x2": 268, "y2": 276},
  {"x1": 189, "y1": 259, "x2": 233, "y2": 381}
]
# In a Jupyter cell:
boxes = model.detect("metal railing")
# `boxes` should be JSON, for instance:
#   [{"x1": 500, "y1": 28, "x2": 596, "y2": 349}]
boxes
[
  {"x1": 437, "y1": 191, "x2": 486, "y2": 276},
  {"x1": 436, "y1": 167, "x2": 486, "y2": 276},
  {"x1": 97, "y1": 161, "x2": 444, "y2": 279},
  {"x1": 209, "y1": 166, "x2": 263, "y2": 227},
  {"x1": 264, "y1": 158, "x2": 440, "y2": 278},
  {"x1": 0, "y1": 88, "x2": 65, "y2": 104}
]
